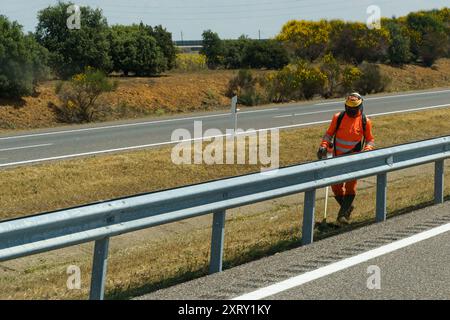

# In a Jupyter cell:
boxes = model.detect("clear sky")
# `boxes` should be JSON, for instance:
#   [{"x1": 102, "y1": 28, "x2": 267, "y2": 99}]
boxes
[{"x1": 1, "y1": 0, "x2": 448, "y2": 40}]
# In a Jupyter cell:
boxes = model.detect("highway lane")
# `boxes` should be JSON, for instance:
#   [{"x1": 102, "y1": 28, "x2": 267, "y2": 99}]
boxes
[
  {"x1": 267, "y1": 231, "x2": 450, "y2": 300},
  {"x1": 138, "y1": 201, "x2": 450, "y2": 300},
  {"x1": 0, "y1": 88, "x2": 449, "y2": 167}
]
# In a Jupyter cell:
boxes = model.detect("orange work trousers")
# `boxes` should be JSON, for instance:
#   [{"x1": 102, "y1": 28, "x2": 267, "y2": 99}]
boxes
[{"x1": 331, "y1": 180, "x2": 358, "y2": 196}]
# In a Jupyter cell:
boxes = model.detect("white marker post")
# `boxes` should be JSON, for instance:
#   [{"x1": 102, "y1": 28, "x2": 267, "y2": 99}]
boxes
[
  {"x1": 231, "y1": 95, "x2": 238, "y2": 137},
  {"x1": 322, "y1": 151, "x2": 333, "y2": 223}
]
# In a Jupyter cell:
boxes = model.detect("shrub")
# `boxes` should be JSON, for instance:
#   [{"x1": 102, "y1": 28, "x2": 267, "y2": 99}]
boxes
[
  {"x1": 319, "y1": 53, "x2": 341, "y2": 98},
  {"x1": 277, "y1": 20, "x2": 331, "y2": 61},
  {"x1": 406, "y1": 11, "x2": 449, "y2": 66},
  {"x1": 54, "y1": 67, "x2": 118, "y2": 123},
  {"x1": 353, "y1": 62, "x2": 390, "y2": 95},
  {"x1": 226, "y1": 69, "x2": 266, "y2": 106},
  {"x1": 222, "y1": 36, "x2": 250, "y2": 69},
  {"x1": 0, "y1": 15, "x2": 49, "y2": 98},
  {"x1": 175, "y1": 53, "x2": 207, "y2": 72},
  {"x1": 340, "y1": 66, "x2": 363, "y2": 95},
  {"x1": 419, "y1": 29, "x2": 449, "y2": 66},
  {"x1": 385, "y1": 21, "x2": 412, "y2": 65},
  {"x1": 329, "y1": 21, "x2": 390, "y2": 64},
  {"x1": 241, "y1": 40, "x2": 289, "y2": 69},
  {"x1": 267, "y1": 61, "x2": 327, "y2": 102}
]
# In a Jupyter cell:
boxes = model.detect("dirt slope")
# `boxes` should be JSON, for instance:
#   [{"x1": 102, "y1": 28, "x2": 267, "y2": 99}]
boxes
[{"x1": 0, "y1": 59, "x2": 449, "y2": 131}]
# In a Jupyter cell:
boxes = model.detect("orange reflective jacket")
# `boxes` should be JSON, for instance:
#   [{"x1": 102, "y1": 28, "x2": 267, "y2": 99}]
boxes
[{"x1": 321, "y1": 112, "x2": 375, "y2": 156}]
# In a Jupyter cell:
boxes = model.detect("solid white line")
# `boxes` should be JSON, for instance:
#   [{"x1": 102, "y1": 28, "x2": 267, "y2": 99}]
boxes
[
  {"x1": 0, "y1": 135, "x2": 229, "y2": 168},
  {"x1": 0, "y1": 103, "x2": 448, "y2": 168},
  {"x1": 315, "y1": 89, "x2": 450, "y2": 106},
  {"x1": 273, "y1": 108, "x2": 341, "y2": 118},
  {"x1": 294, "y1": 109, "x2": 341, "y2": 116},
  {"x1": 366, "y1": 104, "x2": 450, "y2": 118},
  {"x1": 0, "y1": 108, "x2": 278, "y2": 141},
  {"x1": 239, "y1": 108, "x2": 279, "y2": 114},
  {"x1": 0, "y1": 143, "x2": 53, "y2": 152},
  {"x1": 233, "y1": 222, "x2": 450, "y2": 300},
  {"x1": 274, "y1": 114, "x2": 293, "y2": 118}
]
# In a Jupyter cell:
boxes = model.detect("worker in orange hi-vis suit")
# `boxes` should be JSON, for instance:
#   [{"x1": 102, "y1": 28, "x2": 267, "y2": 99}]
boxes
[{"x1": 317, "y1": 93, "x2": 375, "y2": 224}]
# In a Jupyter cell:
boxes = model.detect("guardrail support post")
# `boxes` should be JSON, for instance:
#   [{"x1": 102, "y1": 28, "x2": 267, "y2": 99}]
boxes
[
  {"x1": 209, "y1": 210, "x2": 226, "y2": 274},
  {"x1": 434, "y1": 160, "x2": 444, "y2": 204},
  {"x1": 302, "y1": 189, "x2": 316, "y2": 246},
  {"x1": 89, "y1": 237, "x2": 110, "y2": 300},
  {"x1": 376, "y1": 173, "x2": 387, "y2": 222}
]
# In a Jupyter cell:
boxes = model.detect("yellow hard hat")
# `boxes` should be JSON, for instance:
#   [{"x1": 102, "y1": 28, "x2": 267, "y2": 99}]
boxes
[{"x1": 345, "y1": 93, "x2": 363, "y2": 108}]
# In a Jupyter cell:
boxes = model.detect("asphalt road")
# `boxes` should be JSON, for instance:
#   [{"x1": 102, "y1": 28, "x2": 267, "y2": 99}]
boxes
[
  {"x1": 138, "y1": 201, "x2": 450, "y2": 300},
  {"x1": 0, "y1": 88, "x2": 450, "y2": 168}
]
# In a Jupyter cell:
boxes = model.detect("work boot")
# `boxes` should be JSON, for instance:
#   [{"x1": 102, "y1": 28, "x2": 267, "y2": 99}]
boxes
[{"x1": 337, "y1": 195, "x2": 355, "y2": 224}]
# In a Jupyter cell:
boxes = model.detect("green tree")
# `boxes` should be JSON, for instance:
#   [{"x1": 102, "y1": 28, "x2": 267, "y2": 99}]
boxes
[
  {"x1": 223, "y1": 35, "x2": 250, "y2": 69},
  {"x1": 109, "y1": 24, "x2": 167, "y2": 76},
  {"x1": 0, "y1": 15, "x2": 49, "y2": 98},
  {"x1": 200, "y1": 30, "x2": 223, "y2": 69},
  {"x1": 147, "y1": 24, "x2": 176, "y2": 70},
  {"x1": 241, "y1": 40, "x2": 289, "y2": 69},
  {"x1": 36, "y1": 1, "x2": 112, "y2": 79}
]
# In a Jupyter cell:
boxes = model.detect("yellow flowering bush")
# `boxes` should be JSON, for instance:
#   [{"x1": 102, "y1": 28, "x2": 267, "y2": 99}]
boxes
[
  {"x1": 175, "y1": 53, "x2": 207, "y2": 72},
  {"x1": 267, "y1": 61, "x2": 327, "y2": 102},
  {"x1": 277, "y1": 20, "x2": 330, "y2": 60}
]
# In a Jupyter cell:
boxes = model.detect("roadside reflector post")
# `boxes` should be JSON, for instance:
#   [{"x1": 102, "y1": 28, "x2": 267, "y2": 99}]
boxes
[
  {"x1": 209, "y1": 210, "x2": 226, "y2": 274},
  {"x1": 302, "y1": 189, "x2": 316, "y2": 246},
  {"x1": 89, "y1": 237, "x2": 110, "y2": 300},
  {"x1": 434, "y1": 159, "x2": 444, "y2": 204},
  {"x1": 231, "y1": 96, "x2": 238, "y2": 137},
  {"x1": 376, "y1": 173, "x2": 387, "y2": 222}
]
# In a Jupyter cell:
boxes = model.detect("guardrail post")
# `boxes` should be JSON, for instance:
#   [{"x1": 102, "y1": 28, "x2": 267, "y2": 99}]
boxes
[
  {"x1": 89, "y1": 237, "x2": 110, "y2": 300},
  {"x1": 302, "y1": 189, "x2": 316, "y2": 246},
  {"x1": 434, "y1": 160, "x2": 444, "y2": 204},
  {"x1": 376, "y1": 173, "x2": 387, "y2": 222},
  {"x1": 209, "y1": 210, "x2": 226, "y2": 274}
]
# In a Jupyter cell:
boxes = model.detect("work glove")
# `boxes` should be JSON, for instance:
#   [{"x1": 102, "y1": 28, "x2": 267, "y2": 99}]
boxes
[{"x1": 317, "y1": 146, "x2": 327, "y2": 160}]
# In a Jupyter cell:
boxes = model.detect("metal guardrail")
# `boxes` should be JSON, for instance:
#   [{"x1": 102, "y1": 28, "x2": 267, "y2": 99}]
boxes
[{"x1": 0, "y1": 136, "x2": 448, "y2": 299}]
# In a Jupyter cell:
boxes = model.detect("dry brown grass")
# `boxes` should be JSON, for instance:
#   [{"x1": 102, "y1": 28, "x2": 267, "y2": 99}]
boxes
[
  {"x1": 1, "y1": 107, "x2": 449, "y2": 221},
  {"x1": 380, "y1": 59, "x2": 450, "y2": 92},
  {"x1": 0, "y1": 107, "x2": 449, "y2": 299}
]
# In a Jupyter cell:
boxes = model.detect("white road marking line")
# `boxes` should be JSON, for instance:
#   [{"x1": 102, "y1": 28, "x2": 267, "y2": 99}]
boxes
[
  {"x1": 0, "y1": 143, "x2": 53, "y2": 152},
  {"x1": 315, "y1": 89, "x2": 450, "y2": 106},
  {"x1": 233, "y1": 222, "x2": 450, "y2": 300},
  {"x1": 0, "y1": 108, "x2": 279, "y2": 141},
  {"x1": 0, "y1": 103, "x2": 448, "y2": 168},
  {"x1": 0, "y1": 135, "x2": 229, "y2": 168},
  {"x1": 239, "y1": 108, "x2": 279, "y2": 114},
  {"x1": 294, "y1": 109, "x2": 341, "y2": 116},
  {"x1": 274, "y1": 114, "x2": 294, "y2": 118},
  {"x1": 274, "y1": 108, "x2": 347, "y2": 119}
]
